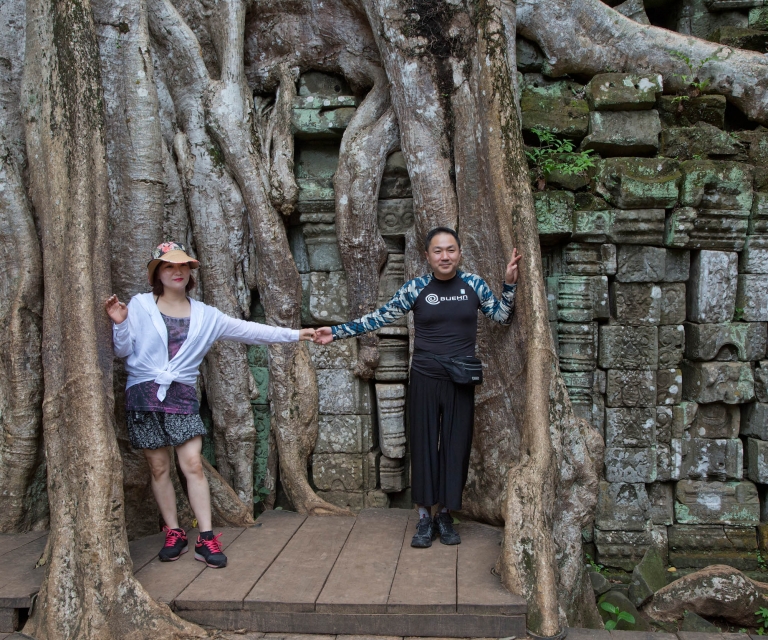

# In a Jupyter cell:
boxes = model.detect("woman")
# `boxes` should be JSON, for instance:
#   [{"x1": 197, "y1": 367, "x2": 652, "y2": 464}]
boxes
[{"x1": 105, "y1": 242, "x2": 314, "y2": 568}]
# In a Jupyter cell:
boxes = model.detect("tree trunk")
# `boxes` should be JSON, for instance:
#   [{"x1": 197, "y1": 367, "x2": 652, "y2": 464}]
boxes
[{"x1": 21, "y1": 0, "x2": 203, "y2": 637}]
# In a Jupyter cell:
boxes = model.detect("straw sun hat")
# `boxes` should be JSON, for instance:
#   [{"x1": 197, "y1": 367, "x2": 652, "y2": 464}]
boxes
[{"x1": 147, "y1": 241, "x2": 200, "y2": 284}]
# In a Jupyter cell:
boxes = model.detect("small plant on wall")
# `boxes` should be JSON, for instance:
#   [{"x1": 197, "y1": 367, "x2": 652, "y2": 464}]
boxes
[
  {"x1": 601, "y1": 601, "x2": 636, "y2": 630},
  {"x1": 525, "y1": 127, "x2": 596, "y2": 191}
]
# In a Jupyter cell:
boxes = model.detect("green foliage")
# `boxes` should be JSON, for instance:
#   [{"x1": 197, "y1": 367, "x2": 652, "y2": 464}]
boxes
[
  {"x1": 526, "y1": 127, "x2": 596, "y2": 189},
  {"x1": 756, "y1": 607, "x2": 768, "y2": 635},
  {"x1": 585, "y1": 552, "x2": 605, "y2": 574},
  {"x1": 252, "y1": 485, "x2": 271, "y2": 505},
  {"x1": 600, "y1": 601, "x2": 636, "y2": 630},
  {"x1": 758, "y1": 550, "x2": 768, "y2": 571},
  {"x1": 734, "y1": 307, "x2": 745, "y2": 322},
  {"x1": 670, "y1": 48, "x2": 727, "y2": 95}
]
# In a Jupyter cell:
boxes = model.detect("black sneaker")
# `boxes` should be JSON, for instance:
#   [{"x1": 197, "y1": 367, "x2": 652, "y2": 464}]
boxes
[
  {"x1": 158, "y1": 526, "x2": 188, "y2": 561},
  {"x1": 194, "y1": 532, "x2": 227, "y2": 568},
  {"x1": 434, "y1": 512, "x2": 461, "y2": 545},
  {"x1": 411, "y1": 515, "x2": 435, "y2": 548}
]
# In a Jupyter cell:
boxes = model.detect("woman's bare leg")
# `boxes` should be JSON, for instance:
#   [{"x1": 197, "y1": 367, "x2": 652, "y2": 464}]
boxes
[
  {"x1": 143, "y1": 446, "x2": 179, "y2": 529},
  {"x1": 176, "y1": 436, "x2": 212, "y2": 532}
]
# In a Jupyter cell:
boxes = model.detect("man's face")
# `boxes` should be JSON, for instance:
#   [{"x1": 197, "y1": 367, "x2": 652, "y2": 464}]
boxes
[{"x1": 425, "y1": 233, "x2": 462, "y2": 280}]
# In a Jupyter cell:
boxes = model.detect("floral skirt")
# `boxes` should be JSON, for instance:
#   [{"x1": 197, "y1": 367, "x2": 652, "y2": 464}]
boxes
[{"x1": 126, "y1": 411, "x2": 207, "y2": 450}]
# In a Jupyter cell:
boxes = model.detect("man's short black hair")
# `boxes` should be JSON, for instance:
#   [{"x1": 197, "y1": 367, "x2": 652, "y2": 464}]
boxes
[{"x1": 425, "y1": 227, "x2": 461, "y2": 250}]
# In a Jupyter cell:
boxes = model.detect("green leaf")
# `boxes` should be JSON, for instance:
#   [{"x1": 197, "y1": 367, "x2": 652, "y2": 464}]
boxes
[
  {"x1": 600, "y1": 602, "x2": 619, "y2": 614},
  {"x1": 617, "y1": 611, "x2": 635, "y2": 624},
  {"x1": 604, "y1": 620, "x2": 617, "y2": 631}
]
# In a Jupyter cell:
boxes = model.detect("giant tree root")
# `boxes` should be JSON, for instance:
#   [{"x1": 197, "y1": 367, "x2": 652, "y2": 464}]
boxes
[{"x1": 644, "y1": 565, "x2": 768, "y2": 627}]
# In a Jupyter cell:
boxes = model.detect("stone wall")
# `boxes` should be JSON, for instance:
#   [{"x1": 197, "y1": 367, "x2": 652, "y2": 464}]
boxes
[{"x1": 247, "y1": 0, "x2": 768, "y2": 573}]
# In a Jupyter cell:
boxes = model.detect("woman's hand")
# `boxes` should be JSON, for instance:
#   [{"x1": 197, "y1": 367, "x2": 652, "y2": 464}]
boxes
[
  {"x1": 105, "y1": 294, "x2": 128, "y2": 324},
  {"x1": 505, "y1": 248, "x2": 522, "y2": 285},
  {"x1": 299, "y1": 328, "x2": 316, "y2": 341}
]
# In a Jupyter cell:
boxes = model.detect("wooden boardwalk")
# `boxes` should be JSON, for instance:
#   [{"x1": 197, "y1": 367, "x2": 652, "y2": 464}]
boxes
[{"x1": 1, "y1": 509, "x2": 526, "y2": 637}]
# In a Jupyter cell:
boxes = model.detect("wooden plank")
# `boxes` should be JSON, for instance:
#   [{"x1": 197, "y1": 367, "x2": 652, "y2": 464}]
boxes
[
  {"x1": 0, "y1": 531, "x2": 47, "y2": 558},
  {"x1": 0, "y1": 535, "x2": 47, "y2": 608},
  {"x1": 387, "y1": 511, "x2": 457, "y2": 614},
  {"x1": 177, "y1": 609, "x2": 527, "y2": 638},
  {"x1": 175, "y1": 511, "x2": 306, "y2": 611},
  {"x1": 456, "y1": 522, "x2": 526, "y2": 615},
  {"x1": 135, "y1": 528, "x2": 245, "y2": 605},
  {"x1": 316, "y1": 508, "x2": 410, "y2": 614},
  {"x1": 129, "y1": 532, "x2": 166, "y2": 573},
  {"x1": 244, "y1": 515, "x2": 355, "y2": 613}
]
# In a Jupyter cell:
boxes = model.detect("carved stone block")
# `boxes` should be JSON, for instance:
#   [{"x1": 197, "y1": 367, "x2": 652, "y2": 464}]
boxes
[
  {"x1": 315, "y1": 415, "x2": 372, "y2": 454},
  {"x1": 312, "y1": 453, "x2": 364, "y2": 492},
  {"x1": 671, "y1": 402, "x2": 698, "y2": 440},
  {"x1": 308, "y1": 271, "x2": 349, "y2": 324},
  {"x1": 656, "y1": 442, "x2": 679, "y2": 482},
  {"x1": 660, "y1": 284, "x2": 686, "y2": 325},
  {"x1": 534, "y1": 191, "x2": 574, "y2": 243},
  {"x1": 657, "y1": 369, "x2": 683, "y2": 406},
  {"x1": 594, "y1": 157, "x2": 681, "y2": 209},
  {"x1": 594, "y1": 529, "x2": 654, "y2": 571},
  {"x1": 556, "y1": 276, "x2": 609, "y2": 322},
  {"x1": 376, "y1": 338, "x2": 409, "y2": 381},
  {"x1": 377, "y1": 198, "x2": 414, "y2": 237},
  {"x1": 605, "y1": 407, "x2": 656, "y2": 446},
  {"x1": 599, "y1": 325, "x2": 658, "y2": 370},
  {"x1": 682, "y1": 361, "x2": 755, "y2": 404},
  {"x1": 741, "y1": 402, "x2": 768, "y2": 440},
  {"x1": 740, "y1": 237, "x2": 768, "y2": 275},
  {"x1": 303, "y1": 222, "x2": 343, "y2": 271},
  {"x1": 375, "y1": 383, "x2": 406, "y2": 459},
  {"x1": 665, "y1": 250, "x2": 691, "y2": 282},
  {"x1": 289, "y1": 225, "x2": 311, "y2": 273},
  {"x1": 562, "y1": 243, "x2": 617, "y2": 276},
  {"x1": 664, "y1": 206, "x2": 697, "y2": 249},
  {"x1": 668, "y1": 524, "x2": 758, "y2": 571},
  {"x1": 657, "y1": 95, "x2": 727, "y2": 128},
  {"x1": 595, "y1": 481, "x2": 652, "y2": 532},
  {"x1": 693, "y1": 403, "x2": 740, "y2": 439},
  {"x1": 648, "y1": 483, "x2": 675, "y2": 525},
  {"x1": 582, "y1": 110, "x2": 661, "y2": 156},
  {"x1": 680, "y1": 160, "x2": 754, "y2": 211},
  {"x1": 557, "y1": 322, "x2": 597, "y2": 372},
  {"x1": 317, "y1": 369, "x2": 372, "y2": 414},
  {"x1": 681, "y1": 437, "x2": 743, "y2": 481},
  {"x1": 292, "y1": 105, "x2": 357, "y2": 139},
  {"x1": 690, "y1": 209, "x2": 749, "y2": 251},
  {"x1": 755, "y1": 361, "x2": 768, "y2": 403},
  {"x1": 606, "y1": 370, "x2": 656, "y2": 408},
  {"x1": 380, "y1": 151, "x2": 412, "y2": 199},
  {"x1": 585, "y1": 73, "x2": 662, "y2": 111},
  {"x1": 520, "y1": 75, "x2": 590, "y2": 138},
  {"x1": 607, "y1": 209, "x2": 665, "y2": 245},
  {"x1": 562, "y1": 371, "x2": 603, "y2": 432},
  {"x1": 657, "y1": 406, "x2": 673, "y2": 443},
  {"x1": 611, "y1": 282, "x2": 661, "y2": 325},
  {"x1": 379, "y1": 455, "x2": 407, "y2": 493},
  {"x1": 747, "y1": 437, "x2": 768, "y2": 483},
  {"x1": 658, "y1": 325, "x2": 685, "y2": 369},
  {"x1": 572, "y1": 209, "x2": 613, "y2": 243},
  {"x1": 378, "y1": 253, "x2": 406, "y2": 301},
  {"x1": 309, "y1": 338, "x2": 357, "y2": 369},
  {"x1": 736, "y1": 275, "x2": 768, "y2": 321},
  {"x1": 684, "y1": 322, "x2": 768, "y2": 361},
  {"x1": 749, "y1": 191, "x2": 768, "y2": 235},
  {"x1": 687, "y1": 250, "x2": 738, "y2": 323},
  {"x1": 660, "y1": 122, "x2": 741, "y2": 160},
  {"x1": 616, "y1": 245, "x2": 666, "y2": 282},
  {"x1": 604, "y1": 446, "x2": 657, "y2": 483},
  {"x1": 316, "y1": 490, "x2": 364, "y2": 512},
  {"x1": 674, "y1": 479, "x2": 759, "y2": 526}
]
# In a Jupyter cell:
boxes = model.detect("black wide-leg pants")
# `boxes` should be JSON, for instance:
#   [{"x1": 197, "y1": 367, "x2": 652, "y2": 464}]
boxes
[{"x1": 408, "y1": 369, "x2": 475, "y2": 511}]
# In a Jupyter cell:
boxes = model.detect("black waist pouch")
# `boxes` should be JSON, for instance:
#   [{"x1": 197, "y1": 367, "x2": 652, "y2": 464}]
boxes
[{"x1": 430, "y1": 354, "x2": 483, "y2": 386}]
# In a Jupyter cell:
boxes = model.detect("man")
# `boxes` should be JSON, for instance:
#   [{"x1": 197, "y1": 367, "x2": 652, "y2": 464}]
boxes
[{"x1": 315, "y1": 227, "x2": 520, "y2": 547}]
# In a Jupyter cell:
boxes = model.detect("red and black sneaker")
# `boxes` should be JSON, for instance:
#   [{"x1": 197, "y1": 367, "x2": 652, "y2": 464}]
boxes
[
  {"x1": 194, "y1": 532, "x2": 227, "y2": 568},
  {"x1": 158, "y1": 526, "x2": 188, "y2": 562}
]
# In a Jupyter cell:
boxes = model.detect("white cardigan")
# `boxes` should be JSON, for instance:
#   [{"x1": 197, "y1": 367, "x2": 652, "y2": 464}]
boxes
[{"x1": 113, "y1": 293, "x2": 298, "y2": 401}]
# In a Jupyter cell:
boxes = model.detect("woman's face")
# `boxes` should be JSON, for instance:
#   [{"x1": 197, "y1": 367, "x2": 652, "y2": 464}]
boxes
[{"x1": 157, "y1": 261, "x2": 191, "y2": 293}]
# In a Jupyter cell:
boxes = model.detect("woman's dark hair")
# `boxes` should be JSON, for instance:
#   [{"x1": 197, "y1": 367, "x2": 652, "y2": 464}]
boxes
[
  {"x1": 424, "y1": 226, "x2": 461, "y2": 250},
  {"x1": 151, "y1": 266, "x2": 196, "y2": 296}
]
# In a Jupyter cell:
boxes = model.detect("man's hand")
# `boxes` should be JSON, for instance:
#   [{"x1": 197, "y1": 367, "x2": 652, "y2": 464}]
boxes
[
  {"x1": 505, "y1": 248, "x2": 522, "y2": 285},
  {"x1": 105, "y1": 294, "x2": 128, "y2": 324},
  {"x1": 314, "y1": 327, "x2": 334, "y2": 345},
  {"x1": 299, "y1": 328, "x2": 316, "y2": 341}
]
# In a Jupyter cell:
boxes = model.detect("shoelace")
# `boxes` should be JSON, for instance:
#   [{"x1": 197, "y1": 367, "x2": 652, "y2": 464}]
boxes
[
  {"x1": 162, "y1": 526, "x2": 185, "y2": 547},
  {"x1": 198, "y1": 532, "x2": 223, "y2": 554}
]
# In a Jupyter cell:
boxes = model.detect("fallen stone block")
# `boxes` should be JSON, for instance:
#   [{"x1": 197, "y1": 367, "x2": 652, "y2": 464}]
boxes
[
  {"x1": 684, "y1": 321, "x2": 768, "y2": 361},
  {"x1": 659, "y1": 121, "x2": 741, "y2": 160},
  {"x1": 681, "y1": 361, "x2": 755, "y2": 404},
  {"x1": 674, "y1": 479, "x2": 760, "y2": 526},
  {"x1": 657, "y1": 94, "x2": 726, "y2": 129},
  {"x1": 628, "y1": 547, "x2": 667, "y2": 608},
  {"x1": 589, "y1": 570, "x2": 611, "y2": 597},
  {"x1": 585, "y1": 73, "x2": 662, "y2": 111},
  {"x1": 687, "y1": 250, "x2": 738, "y2": 323},
  {"x1": 582, "y1": 110, "x2": 662, "y2": 156},
  {"x1": 680, "y1": 611, "x2": 720, "y2": 632},
  {"x1": 595, "y1": 529, "x2": 653, "y2": 572},
  {"x1": 593, "y1": 157, "x2": 681, "y2": 209}
]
